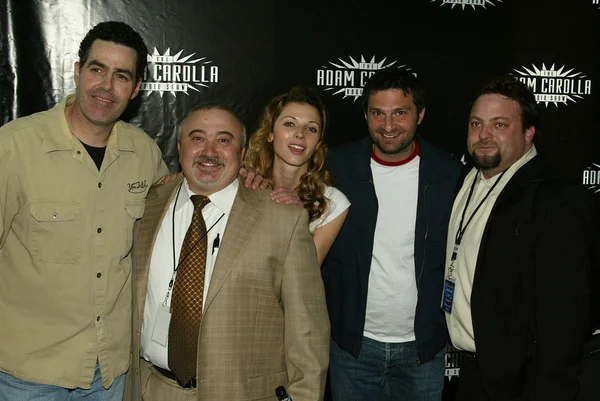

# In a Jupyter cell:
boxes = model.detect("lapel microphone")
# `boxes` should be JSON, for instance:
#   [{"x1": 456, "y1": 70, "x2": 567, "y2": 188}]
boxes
[{"x1": 212, "y1": 233, "x2": 220, "y2": 255}]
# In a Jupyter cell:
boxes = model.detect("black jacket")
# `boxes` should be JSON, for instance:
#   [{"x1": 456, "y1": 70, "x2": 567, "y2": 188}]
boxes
[
  {"x1": 322, "y1": 136, "x2": 461, "y2": 363},
  {"x1": 466, "y1": 155, "x2": 595, "y2": 400}
]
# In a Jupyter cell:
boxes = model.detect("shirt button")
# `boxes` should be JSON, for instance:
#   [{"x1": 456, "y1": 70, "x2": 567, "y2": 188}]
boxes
[
  {"x1": 76, "y1": 150, "x2": 81, "y2": 155},
  {"x1": 97, "y1": 272, "x2": 102, "y2": 278},
  {"x1": 52, "y1": 212, "x2": 58, "y2": 219},
  {"x1": 98, "y1": 182, "x2": 102, "y2": 188},
  {"x1": 97, "y1": 228, "x2": 102, "y2": 233},
  {"x1": 96, "y1": 316, "x2": 100, "y2": 321}
]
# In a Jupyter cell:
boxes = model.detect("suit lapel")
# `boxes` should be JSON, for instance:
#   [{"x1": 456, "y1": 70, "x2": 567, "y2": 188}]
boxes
[
  {"x1": 474, "y1": 156, "x2": 550, "y2": 284},
  {"x1": 491, "y1": 156, "x2": 547, "y2": 209},
  {"x1": 135, "y1": 177, "x2": 184, "y2": 323},
  {"x1": 204, "y1": 182, "x2": 262, "y2": 311}
]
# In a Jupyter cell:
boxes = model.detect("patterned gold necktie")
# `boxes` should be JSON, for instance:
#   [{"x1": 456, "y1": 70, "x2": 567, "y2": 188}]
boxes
[{"x1": 168, "y1": 194, "x2": 211, "y2": 386}]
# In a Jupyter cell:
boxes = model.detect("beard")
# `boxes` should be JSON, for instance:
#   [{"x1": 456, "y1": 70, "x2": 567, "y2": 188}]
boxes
[
  {"x1": 472, "y1": 149, "x2": 501, "y2": 171},
  {"x1": 191, "y1": 156, "x2": 226, "y2": 186},
  {"x1": 370, "y1": 128, "x2": 415, "y2": 155}
]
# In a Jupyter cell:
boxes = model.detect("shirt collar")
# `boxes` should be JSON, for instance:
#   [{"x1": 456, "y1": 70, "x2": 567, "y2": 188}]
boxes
[
  {"x1": 41, "y1": 95, "x2": 77, "y2": 153},
  {"x1": 176, "y1": 178, "x2": 239, "y2": 215},
  {"x1": 112, "y1": 122, "x2": 136, "y2": 152},
  {"x1": 371, "y1": 139, "x2": 420, "y2": 166},
  {"x1": 477, "y1": 145, "x2": 538, "y2": 187}
]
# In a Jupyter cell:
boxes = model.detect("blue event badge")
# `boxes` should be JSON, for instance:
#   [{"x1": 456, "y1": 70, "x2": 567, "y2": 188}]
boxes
[{"x1": 441, "y1": 278, "x2": 455, "y2": 314}]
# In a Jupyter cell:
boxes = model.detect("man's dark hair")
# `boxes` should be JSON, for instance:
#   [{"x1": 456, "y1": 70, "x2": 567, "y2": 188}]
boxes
[
  {"x1": 78, "y1": 21, "x2": 148, "y2": 81},
  {"x1": 361, "y1": 67, "x2": 426, "y2": 115},
  {"x1": 472, "y1": 76, "x2": 541, "y2": 137}
]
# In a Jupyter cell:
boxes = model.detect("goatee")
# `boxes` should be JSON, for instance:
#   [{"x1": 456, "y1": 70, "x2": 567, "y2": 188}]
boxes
[{"x1": 472, "y1": 151, "x2": 501, "y2": 171}]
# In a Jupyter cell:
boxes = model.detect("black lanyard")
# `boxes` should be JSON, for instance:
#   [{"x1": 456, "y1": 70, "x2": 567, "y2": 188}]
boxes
[
  {"x1": 171, "y1": 183, "x2": 224, "y2": 273},
  {"x1": 449, "y1": 169, "x2": 507, "y2": 268},
  {"x1": 163, "y1": 183, "x2": 224, "y2": 307}
]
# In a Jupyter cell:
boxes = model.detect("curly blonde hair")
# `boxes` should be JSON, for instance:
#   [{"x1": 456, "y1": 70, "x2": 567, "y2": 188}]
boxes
[{"x1": 245, "y1": 86, "x2": 332, "y2": 222}]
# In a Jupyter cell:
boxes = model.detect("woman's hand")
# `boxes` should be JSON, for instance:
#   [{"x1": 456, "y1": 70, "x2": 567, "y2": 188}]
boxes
[
  {"x1": 270, "y1": 187, "x2": 303, "y2": 207},
  {"x1": 239, "y1": 167, "x2": 271, "y2": 190}
]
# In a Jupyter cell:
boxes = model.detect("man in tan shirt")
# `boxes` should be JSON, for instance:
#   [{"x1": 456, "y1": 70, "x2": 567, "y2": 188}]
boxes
[{"x1": 0, "y1": 21, "x2": 169, "y2": 401}]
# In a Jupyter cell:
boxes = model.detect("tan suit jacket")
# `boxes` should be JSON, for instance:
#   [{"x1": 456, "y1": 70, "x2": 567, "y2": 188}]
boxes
[{"x1": 125, "y1": 177, "x2": 329, "y2": 401}]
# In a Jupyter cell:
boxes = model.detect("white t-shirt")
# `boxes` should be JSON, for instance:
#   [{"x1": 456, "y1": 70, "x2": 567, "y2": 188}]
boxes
[
  {"x1": 309, "y1": 185, "x2": 350, "y2": 233},
  {"x1": 364, "y1": 155, "x2": 420, "y2": 343}
]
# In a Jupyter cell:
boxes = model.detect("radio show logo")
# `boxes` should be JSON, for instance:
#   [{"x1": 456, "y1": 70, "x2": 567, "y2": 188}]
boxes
[
  {"x1": 316, "y1": 55, "x2": 402, "y2": 101},
  {"x1": 513, "y1": 63, "x2": 592, "y2": 107},
  {"x1": 583, "y1": 163, "x2": 600, "y2": 194},
  {"x1": 445, "y1": 346, "x2": 461, "y2": 380},
  {"x1": 140, "y1": 48, "x2": 219, "y2": 97},
  {"x1": 431, "y1": 0, "x2": 502, "y2": 10}
]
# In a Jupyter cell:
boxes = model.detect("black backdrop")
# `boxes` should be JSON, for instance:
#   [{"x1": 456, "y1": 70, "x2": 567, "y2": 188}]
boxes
[{"x1": 1, "y1": 0, "x2": 598, "y2": 398}]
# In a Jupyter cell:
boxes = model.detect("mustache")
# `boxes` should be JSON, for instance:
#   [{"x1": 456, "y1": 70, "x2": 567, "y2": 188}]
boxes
[
  {"x1": 473, "y1": 140, "x2": 499, "y2": 148},
  {"x1": 89, "y1": 89, "x2": 115, "y2": 101},
  {"x1": 193, "y1": 156, "x2": 226, "y2": 166},
  {"x1": 375, "y1": 128, "x2": 403, "y2": 135}
]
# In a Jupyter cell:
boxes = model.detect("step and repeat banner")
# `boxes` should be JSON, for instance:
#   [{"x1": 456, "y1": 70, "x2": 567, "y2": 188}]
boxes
[{"x1": 0, "y1": 0, "x2": 598, "y2": 399}]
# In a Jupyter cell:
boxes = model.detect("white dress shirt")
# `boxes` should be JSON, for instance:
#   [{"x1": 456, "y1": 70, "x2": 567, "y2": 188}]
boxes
[
  {"x1": 140, "y1": 178, "x2": 238, "y2": 370},
  {"x1": 445, "y1": 146, "x2": 537, "y2": 352}
]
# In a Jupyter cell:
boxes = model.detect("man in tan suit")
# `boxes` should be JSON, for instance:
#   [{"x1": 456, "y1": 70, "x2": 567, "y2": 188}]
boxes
[{"x1": 127, "y1": 104, "x2": 330, "y2": 401}]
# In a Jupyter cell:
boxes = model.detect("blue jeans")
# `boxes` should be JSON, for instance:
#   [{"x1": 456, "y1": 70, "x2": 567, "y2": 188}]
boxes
[
  {"x1": 330, "y1": 337, "x2": 444, "y2": 401},
  {"x1": 0, "y1": 360, "x2": 125, "y2": 401}
]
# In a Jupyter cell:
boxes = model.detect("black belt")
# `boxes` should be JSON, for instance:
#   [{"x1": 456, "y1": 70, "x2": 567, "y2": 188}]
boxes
[
  {"x1": 462, "y1": 350, "x2": 477, "y2": 359},
  {"x1": 154, "y1": 366, "x2": 197, "y2": 389}
]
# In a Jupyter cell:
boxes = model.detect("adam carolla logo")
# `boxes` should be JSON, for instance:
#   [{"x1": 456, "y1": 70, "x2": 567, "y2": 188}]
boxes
[
  {"x1": 431, "y1": 0, "x2": 502, "y2": 10},
  {"x1": 445, "y1": 346, "x2": 461, "y2": 380},
  {"x1": 583, "y1": 164, "x2": 600, "y2": 194},
  {"x1": 140, "y1": 48, "x2": 219, "y2": 97},
  {"x1": 316, "y1": 55, "x2": 402, "y2": 101},
  {"x1": 514, "y1": 63, "x2": 592, "y2": 107}
]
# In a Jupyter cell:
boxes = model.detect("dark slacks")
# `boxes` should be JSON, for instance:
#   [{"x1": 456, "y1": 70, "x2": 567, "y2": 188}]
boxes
[
  {"x1": 458, "y1": 344, "x2": 600, "y2": 401},
  {"x1": 576, "y1": 335, "x2": 600, "y2": 401},
  {"x1": 456, "y1": 353, "x2": 490, "y2": 401}
]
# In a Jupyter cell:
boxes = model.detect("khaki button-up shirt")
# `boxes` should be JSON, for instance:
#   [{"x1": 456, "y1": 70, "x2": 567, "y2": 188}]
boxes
[{"x1": 0, "y1": 95, "x2": 169, "y2": 389}]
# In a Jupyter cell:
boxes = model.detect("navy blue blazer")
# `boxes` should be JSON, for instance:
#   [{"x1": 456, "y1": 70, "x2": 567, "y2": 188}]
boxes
[{"x1": 322, "y1": 135, "x2": 461, "y2": 363}]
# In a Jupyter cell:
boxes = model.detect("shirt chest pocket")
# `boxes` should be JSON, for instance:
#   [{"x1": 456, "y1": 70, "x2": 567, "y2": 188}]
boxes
[
  {"x1": 123, "y1": 199, "x2": 146, "y2": 254},
  {"x1": 29, "y1": 201, "x2": 81, "y2": 264}
]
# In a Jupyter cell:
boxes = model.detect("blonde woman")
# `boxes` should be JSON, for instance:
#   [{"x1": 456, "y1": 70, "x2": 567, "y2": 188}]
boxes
[{"x1": 245, "y1": 86, "x2": 350, "y2": 264}]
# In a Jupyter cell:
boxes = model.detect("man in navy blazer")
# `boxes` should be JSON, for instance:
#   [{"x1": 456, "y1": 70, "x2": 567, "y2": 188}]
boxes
[{"x1": 323, "y1": 68, "x2": 461, "y2": 400}]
